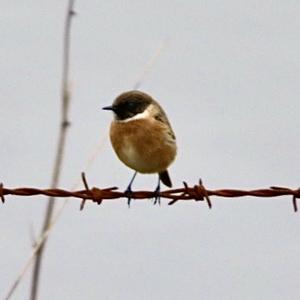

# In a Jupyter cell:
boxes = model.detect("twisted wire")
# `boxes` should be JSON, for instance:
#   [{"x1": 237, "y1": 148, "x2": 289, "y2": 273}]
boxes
[{"x1": 1, "y1": 175, "x2": 299, "y2": 212}]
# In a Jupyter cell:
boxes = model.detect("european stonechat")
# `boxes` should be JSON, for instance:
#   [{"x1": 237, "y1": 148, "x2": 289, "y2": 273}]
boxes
[{"x1": 103, "y1": 90, "x2": 177, "y2": 205}]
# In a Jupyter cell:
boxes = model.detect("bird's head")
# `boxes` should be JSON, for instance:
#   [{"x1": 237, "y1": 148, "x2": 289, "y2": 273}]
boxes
[{"x1": 103, "y1": 90, "x2": 153, "y2": 121}]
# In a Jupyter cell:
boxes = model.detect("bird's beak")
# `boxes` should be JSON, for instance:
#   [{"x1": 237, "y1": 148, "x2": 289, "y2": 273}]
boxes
[{"x1": 102, "y1": 105, "x2": 114, "y2": 111}]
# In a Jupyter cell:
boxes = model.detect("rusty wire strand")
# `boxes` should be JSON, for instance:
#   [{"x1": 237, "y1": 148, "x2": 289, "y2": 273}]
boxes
[{"x1": 1, "y1": 177, "x2": 299, "y2": 212}]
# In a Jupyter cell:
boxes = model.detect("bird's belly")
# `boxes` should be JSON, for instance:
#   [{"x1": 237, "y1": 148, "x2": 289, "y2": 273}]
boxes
[
  {"x1": 110, "y1": 120, "x2": 176, "y2": 173},
  {"x1": 119, "y1": 143, "x2": 155, "y2": 173},
  {"x1": 117, "y1": 142, "x2": 171, "y2": 173}
]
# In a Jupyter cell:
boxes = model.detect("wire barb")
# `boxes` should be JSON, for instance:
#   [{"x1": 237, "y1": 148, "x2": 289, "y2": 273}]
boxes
[
  {"x1": 80, "y1": 172, "x2": 93, "y2": 210},
  {"x1": 292, "y1": 187, "x2": 300, "y2": 212},
  {"x1": 270, "y1": 186, "x2": 299, "y2": 213},
  {"x1": 198, "y1": 179, "x2": 212, "y2": 209},
  {"x1": 80, "y1": 172, "x2": 107, "y2": 209},
  {"x1": 293, "y1": 196, "x2": 298, "y2": 213},
  {"x1": 0, "y1": 183, "x2": 5, "y2": 203}
]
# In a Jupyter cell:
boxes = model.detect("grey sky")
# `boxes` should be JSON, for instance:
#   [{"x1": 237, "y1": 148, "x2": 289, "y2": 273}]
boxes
[{"x1": 1, "y1": 1, "x2": 300, "y2": 299}]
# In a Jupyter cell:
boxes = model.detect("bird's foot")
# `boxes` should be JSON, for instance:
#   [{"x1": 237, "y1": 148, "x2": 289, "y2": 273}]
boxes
[
  {"x1": 153, "y1": 184, "x2": 161, "y2": 205},
  {"x1": 124, "y1": 185, "x2": 134, "y2": 207},
  {"x1": 124, "y1": 172, "x2": 137, "y2": 207}
]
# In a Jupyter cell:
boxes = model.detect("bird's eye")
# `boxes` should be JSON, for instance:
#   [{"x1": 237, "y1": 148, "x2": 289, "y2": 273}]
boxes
[
  {"x1": 126, "y1": 101, "x2": 137, "y2": 110},
  {"x1": 127, "y1": 101, "x2": 135, "y2": 107}
]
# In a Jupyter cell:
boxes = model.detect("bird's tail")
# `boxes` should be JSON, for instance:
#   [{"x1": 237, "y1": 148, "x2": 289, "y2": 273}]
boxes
[{"x1": 159, "y1": 170, "x2": 172, "y2": 187}]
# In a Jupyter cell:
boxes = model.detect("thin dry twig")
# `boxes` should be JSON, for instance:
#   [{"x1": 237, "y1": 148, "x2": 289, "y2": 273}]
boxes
[
  {"x1": 133, "y1": 40, "x2": 167, "y2": 90},
  {"x1": 30, "y1": 1, "x2": 76, "y2": 300},
  {"x1": 1, "y1": 178, "x2": 300, "y2": 212}
]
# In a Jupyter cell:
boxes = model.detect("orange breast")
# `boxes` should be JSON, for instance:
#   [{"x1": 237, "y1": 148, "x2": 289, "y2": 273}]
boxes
[{"x1": 109, "y1": 118, "x2": 176, "y2": 173}]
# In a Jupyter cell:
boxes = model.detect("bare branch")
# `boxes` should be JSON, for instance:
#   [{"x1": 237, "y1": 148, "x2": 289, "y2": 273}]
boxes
[{"x1": 29, "y1": 1, "x2": 76, "y2": 300}]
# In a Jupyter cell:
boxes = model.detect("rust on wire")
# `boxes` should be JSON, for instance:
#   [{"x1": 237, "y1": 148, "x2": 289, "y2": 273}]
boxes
[
  {"x1": 1, "y1": 175, "x2": 300, "y2": 212},
  {"x1": 80, "y1": 172, "x2": 114, "y2": 209}
]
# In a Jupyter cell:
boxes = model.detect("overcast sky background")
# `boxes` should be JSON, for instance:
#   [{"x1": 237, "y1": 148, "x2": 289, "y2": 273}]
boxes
[{"x1": 1, "y1": 1, "x2": 300, "y2": 299}]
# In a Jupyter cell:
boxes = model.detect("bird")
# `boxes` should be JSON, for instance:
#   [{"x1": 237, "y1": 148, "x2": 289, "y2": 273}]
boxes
[{"x1": 102, "y1": 90, "x2": 177, "y2": 205}]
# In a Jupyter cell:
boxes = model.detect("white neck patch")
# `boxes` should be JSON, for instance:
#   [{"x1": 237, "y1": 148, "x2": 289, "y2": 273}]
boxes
[{"x1": 117, "y1": 105, "x2": 152, "y2": 123}]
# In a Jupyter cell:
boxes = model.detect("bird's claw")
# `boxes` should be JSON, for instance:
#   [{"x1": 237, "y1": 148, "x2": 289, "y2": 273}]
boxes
[
  {"x1": 124, "y1": 186, "x2": 133, "y2": 207},
  {"x1": 153, "y1": 185, "x2": 161, "y2": 205}
]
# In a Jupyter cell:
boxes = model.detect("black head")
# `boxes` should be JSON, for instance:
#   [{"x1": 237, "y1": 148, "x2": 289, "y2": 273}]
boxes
[{"x1": 103, "y1": 90, "x2": 153, "y2": 120}]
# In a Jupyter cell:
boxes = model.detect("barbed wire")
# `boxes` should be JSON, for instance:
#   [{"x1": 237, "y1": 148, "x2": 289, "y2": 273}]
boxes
[{"x1": 1, "y1": 174, "x2": 299, "y2": 212}]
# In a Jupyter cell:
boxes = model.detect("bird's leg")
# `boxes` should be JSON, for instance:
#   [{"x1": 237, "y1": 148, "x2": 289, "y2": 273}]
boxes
[
  {"x1": 153, "y1": 176, "x2": 161, "y2": 205},
  {"x1": 125, "y1": 171, "x2": 137, "y2": 207}
]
